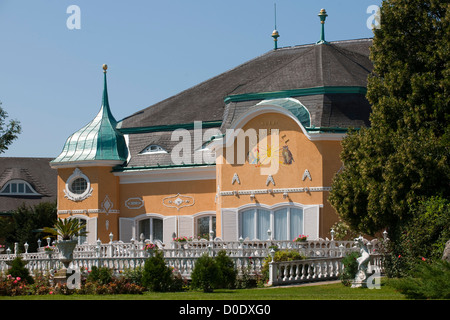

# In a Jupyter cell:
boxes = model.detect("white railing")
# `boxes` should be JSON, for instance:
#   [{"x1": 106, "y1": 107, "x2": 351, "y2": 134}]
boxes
[
  {"x1": 0, "y1": 235, "x2": 386, "y2": 281},
  {"x1": 267, "y1": 254, "x2": 384, "y2": 286}
]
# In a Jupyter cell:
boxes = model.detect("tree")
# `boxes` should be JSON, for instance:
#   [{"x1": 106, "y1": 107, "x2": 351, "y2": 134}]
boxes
[
  {"x1": 0, "y1": 202, "x2": 57, "y2": 252},
  {"x1": 0, "y1": 101, "x2": 21, "y2": 154},
  {"x1": 329, "y1": 0, "x2": 449, "y2": 236}
]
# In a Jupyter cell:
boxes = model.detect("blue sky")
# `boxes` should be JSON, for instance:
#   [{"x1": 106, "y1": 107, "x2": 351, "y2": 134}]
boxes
[{"x1": 0, "y1": 0, "x2": 382, "y2": 158}]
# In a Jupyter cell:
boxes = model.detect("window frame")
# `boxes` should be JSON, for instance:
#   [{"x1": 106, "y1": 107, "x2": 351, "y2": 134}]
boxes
[
  {"x1": 195, "y1": 214, "x2": 216, "y2": 240},
  {"x1": 239, "y1": 205, "x2": 304, "y2": 241},
  {"x1": 137, "y1": 216, "x2": 164, "y2": 242},
  {"x1": 139, "y1": 144, "x2": 168, "y2": 155},
  {"x1": 0, "y1": 179, "x2": 41, "y2": 196},
  {"x1": 64, "y1": 168, "x2": 93, "y2": 202}
]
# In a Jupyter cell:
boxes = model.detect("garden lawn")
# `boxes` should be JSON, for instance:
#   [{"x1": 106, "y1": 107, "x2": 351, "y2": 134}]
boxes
[{"x1": 0, "y1": 280, "x2": 405, "y2": 300}]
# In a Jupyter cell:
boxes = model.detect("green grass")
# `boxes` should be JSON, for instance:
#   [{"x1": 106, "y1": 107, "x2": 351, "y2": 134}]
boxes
[{"x1": 0, "y1": 280, "x2": 405, "y2": 300}]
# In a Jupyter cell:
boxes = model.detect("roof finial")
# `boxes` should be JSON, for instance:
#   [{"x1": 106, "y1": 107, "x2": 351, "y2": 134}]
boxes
[
  {"x1": 271, "y1": 3, "x2": 280, "y2": 50},
  {"x1": 317, "y1": 8, "x2": 328, "y2": 44},
  {"x1": 103, "y1": 64, "x2": 108, "y2": 73}
]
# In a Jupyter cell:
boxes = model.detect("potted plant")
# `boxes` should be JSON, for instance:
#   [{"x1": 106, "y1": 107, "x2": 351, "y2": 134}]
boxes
[
  {"x1": 43, "y1": 218, "x2": 88, "y2": 268},
  {"x1": 293, "y1": 234, "x2": 308, "y2": 242},
  {"x1": 145, "y1": 243, "x2": 157, "y2": 257}
]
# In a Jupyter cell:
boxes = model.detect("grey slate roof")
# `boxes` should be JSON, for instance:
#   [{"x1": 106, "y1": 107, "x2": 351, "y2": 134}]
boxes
[
  {"x1": 118, "y1": 38, "x2": 373, "y2": 130},
  {"x1": 125, "y1": 128, "x2": 217, "y2": 168},
  {"x1": 116, "y1": 39, "x2": 373, "y2": 170},
  {"x1": 0, "y1": 158, "x2": 57, "y2": 213}
]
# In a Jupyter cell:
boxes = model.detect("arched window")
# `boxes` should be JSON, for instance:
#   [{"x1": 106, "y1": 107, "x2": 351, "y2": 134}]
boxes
[
  {"x1": 239, "y1": 206, "x2": 304, "y2": 241},
  {"x1": 0, "y1": 180, "x2": 41, "y2": 196},
  {"x1": 138, "y1": 217, "x2": 163, "y2": 242},
  {"x1": 196, "y1": 215, "x2": 216, "y2": 240},
  {"x1": 71, "y1": 217, "x2": 87, "y2": 245},
  {"x1": 139, "y1": 145, "x2": 167, "y2": 155}
]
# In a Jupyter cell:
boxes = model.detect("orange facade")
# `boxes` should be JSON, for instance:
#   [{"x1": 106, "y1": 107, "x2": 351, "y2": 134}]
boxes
[{"x1": 53, "y1": 107, "x2": 343, "y2": 244}]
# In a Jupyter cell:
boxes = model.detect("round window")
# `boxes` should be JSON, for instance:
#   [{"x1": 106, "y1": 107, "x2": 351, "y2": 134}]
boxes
[
  {"x1": 64, "y1": 168, "x2": 93, "y2": 202},
  {"x1": 70, "y1": 177, "x2": 88, "y2": 194}
]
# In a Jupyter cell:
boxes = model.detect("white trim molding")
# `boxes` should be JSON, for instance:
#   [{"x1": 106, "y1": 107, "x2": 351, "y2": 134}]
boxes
[
  {"x1": 114, "y1": 165, "x2": 216, "y2": 184},
  {"x1": 219, "y1": 186, "x2": 331, "y2": 197},
  {"x1": 64, "y1": 168, "x2": 93, "y2": 202}
]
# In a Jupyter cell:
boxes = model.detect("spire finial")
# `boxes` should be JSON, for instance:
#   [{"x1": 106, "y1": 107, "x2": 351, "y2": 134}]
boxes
[
  {"x1": 317, "y1": 8, "x2": 328, "y2": 44},
  {"x1": 103, "y1": 64, "x2": 108, "y2": 73},
  {"x1": 271, "y1": 3, "x2": 280, "y2": 50}
]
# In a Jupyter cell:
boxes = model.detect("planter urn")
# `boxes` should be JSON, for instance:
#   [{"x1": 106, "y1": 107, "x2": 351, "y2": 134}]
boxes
[{"x1": 56, "y1": 240, "x2": 78, "y2": 268}]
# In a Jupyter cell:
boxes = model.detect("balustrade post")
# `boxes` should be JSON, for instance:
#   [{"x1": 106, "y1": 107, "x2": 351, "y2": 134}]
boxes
[
  {"x1": 268, "y1": 248, "x2": 276, "y2": 286},
  {"x1": 108, "y1": 233, "x2": 114, "y2": 257}
]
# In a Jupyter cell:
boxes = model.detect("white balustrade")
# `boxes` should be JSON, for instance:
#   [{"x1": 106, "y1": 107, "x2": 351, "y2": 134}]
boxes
[{"x1": 0, "y1": 235, "x2": 386, "y2": 282}]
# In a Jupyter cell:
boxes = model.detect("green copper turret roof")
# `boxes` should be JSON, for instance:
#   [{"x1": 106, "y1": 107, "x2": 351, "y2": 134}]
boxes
[{"x1": 51, "y1": 65, "x2": 128, "y2": 165}]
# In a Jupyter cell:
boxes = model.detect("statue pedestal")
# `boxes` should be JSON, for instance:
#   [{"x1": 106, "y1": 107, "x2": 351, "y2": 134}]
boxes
[
  {"x1": 53, "y1": 268, "x2": 69, "y2": 286},
  {"x1": 351, "y1": 270, "x2": 368, "y2": 288}
]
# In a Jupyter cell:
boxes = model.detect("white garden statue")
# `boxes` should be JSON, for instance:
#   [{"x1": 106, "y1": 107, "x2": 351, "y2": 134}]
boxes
[{"x1": 351, "y1": 236, "x2": 370, "y2": 288}]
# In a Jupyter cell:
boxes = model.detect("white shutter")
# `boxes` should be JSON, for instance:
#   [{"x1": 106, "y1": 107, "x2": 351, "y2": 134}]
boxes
[
  {"x1": 119, "y1": 218, "x2": 135, "y2": 242},
  {"x1": 86, "y1": 217, "x2": 97, "y2": 244},
  {"x1": 163, "y1": 216, "x2": 177, "y2": 244},
  {"x1": 178, "y1": 216, "x2": 194, "y2": 238},
  {"x1": 303, "y1": 205, "x2": 320, "y2": 240},
  {"x1": 221, "y1": 209, "x2": 238, "y2": 241}
]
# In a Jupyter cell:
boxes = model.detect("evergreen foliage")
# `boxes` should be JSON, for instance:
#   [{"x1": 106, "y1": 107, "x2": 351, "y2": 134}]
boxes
[
  {"x1": 390, "y1": 260, "x2": 450, "y2": 299},
  {"x1": 0, "y1": 202, "x2": 57, "y2": 252},
  {"x1": 329, "y1": 0, "x2": 449, "y2": 236},
  {"x1": 190, "y1": 254, "x2": 222, "y2": 293},
  {"x1": 141, "y1": 249, "x2": 181, "y2": 292},
  {"x1": 7, "y1": 257, "x2": 34, "y2": 284}
]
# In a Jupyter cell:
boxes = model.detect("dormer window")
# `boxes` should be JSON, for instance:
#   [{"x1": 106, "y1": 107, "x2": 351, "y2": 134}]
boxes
[
  {"x1": 0, "y1": 180, "x2": 41, "y2": 196},
  {"x1": 139, "y1": 145, "x2": 167, "y2": 155}
]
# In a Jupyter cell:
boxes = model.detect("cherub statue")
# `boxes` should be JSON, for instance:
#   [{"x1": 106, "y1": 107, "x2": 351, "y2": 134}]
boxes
[{"x1": 351, "y1": 236, "x2": 370, "y2": 288}]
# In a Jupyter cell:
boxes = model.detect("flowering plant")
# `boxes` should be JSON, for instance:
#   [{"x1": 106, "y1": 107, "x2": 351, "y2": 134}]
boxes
[
  {"x1": 145, "y1": 243, "x2": 157, "y2": 250},
  {"x1": 293, "y1": 234, "x2": 308, "y2": 242},
  {"x1": 44, "y1": 246, "x2": 55, "y2": 252},
  {"x1": 173, "y1": 236, "x2": 193, "y2": 242}
]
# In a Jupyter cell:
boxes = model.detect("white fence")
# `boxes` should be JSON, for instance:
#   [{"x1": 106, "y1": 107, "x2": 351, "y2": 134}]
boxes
[{"x1": 0, "y1": 235, "x2": 385, "y2": 283}]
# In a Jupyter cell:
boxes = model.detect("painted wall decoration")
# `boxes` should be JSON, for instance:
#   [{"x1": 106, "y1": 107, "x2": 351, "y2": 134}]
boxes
[
  {"x1": 302, "y1": 169, "x2": 312, "y2": 181},
  {"x1": 163, "y1": 193, "x2": 195, "y2": 211},
  {"x1": 231, "y1": 173, "x2": 240, "y2": 185},
  {"x1": 125, "y1": 197, "x2": 145, "y2": 210},
  {"x1": 266, "y1": 175, "x2": 275, "y2": 186},
  {"x1": 247, "y1": 132, "x2": 294, "y2": 167},
  {"x1": 101, "y1": 195, "x2": 114, "y2": 214}
]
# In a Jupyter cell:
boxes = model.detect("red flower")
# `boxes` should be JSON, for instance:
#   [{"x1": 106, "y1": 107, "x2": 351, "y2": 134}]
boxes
[
  {"x1": 398, "y1": 255, "x2": 402, "y2": 258},
  {"x1": 422, "y1": 257, "x2": 426, "y2": 261}
]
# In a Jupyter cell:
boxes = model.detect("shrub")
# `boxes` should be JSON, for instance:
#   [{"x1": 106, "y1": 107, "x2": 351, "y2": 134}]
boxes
[
  {"x1": 390, "y1": 260, "x2": 450, "y2": 299},
  {"x1": 0, "y1": 274, "x2": 30, "y2": 296},
  {"x1": 191, "y1": 254, "x2": 221, "y2": 293},
  {"x1": 142, "y1": 249, "x2": 181, "y2": 292},
  {"x1": 385, "y1": 196, "x2": 450, "y2": 277},
  {"x1": 340, "y1": 251, "x2": 360, "y2": 286},
  {"x1": 87, "y1": 266, "x2": 113, "y2": 285},
  {"x1": 7, "y1": 257, "x2": 34, "y2": 284},
  {"x1": 215, "y1": 250, "x2": 237, "y2": 289},
  {"x1": 122, "y1": 266, "x2": 143, "y2": 285}
]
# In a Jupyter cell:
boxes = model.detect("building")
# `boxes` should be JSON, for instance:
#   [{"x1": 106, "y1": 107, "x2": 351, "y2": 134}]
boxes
[
  {"x1": 0, "y1": 157, "x2": 57, "y2": 215},
  {"x1": 50, "y1": 11, "x2": 373, "y2": 244}
]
